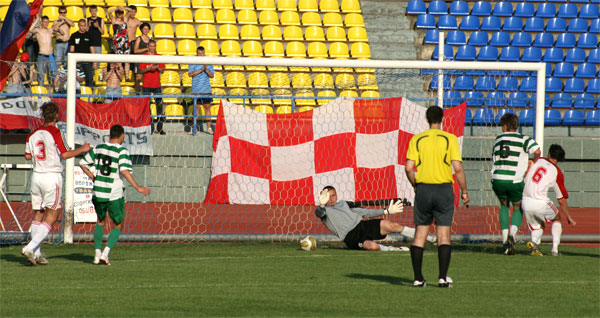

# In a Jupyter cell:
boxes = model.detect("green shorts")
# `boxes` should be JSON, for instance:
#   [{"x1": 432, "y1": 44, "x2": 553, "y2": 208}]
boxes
[
  {"x1": 492, "y1": 180, "x2": 524, "y2": 203},
  {"x1": 93, "y1": 197, "x2": 125, "y2": 225}
]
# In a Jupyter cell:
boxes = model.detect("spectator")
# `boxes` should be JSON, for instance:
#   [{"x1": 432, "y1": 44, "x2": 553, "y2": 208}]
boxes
[
  {"x1": 126, "y1": 5, "x2": 142, "y2": 81},
  {"x1": 68, "y1": 19, "x2": 95, "y2": 87},
  {"x1": 5, "y1": 53, "x2": 29, "y2": 94},
  {"x1": 19, "y1": 53, "x2": 34, "y2": 93},
  {"x1": 139, "y1": 40, "x2": 166, "y2": 135},
  {"x1": 87, "y1": 5, "x2": 105, "y2": 69},
  {"x1": 52, "y1": 6, "x2": 74, "y2": 69},
  {"x1": 103, "y1": 62, "x2": 124, "y2": 102},
  {"x1": 133, "y1": 23, "x2": 152, "y2": 92},
  {"x1": 108, "y1": 7, "x2": 131, "y2": 79},
  {"x1": 54, "y1": 65, "x2": 85, "y2": 94},
  {"x1": 29, "y1": 15, "x2": 56, "y2": 86},
  {"x1": 188, "y1": 46, "x2": 215, "y2": 133}
]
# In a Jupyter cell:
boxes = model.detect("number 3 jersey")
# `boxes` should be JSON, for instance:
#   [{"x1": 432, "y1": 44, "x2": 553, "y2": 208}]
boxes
[
  {"x1": 491, "y1": 132, "x2": 540, "y2": 183},
  {"x1": 25, "y1": 126, "x2": 69, "y2": 173},
  {"x1": 523, "y1": 157, "x2": 568, "y2": 202},
  {"x1": 79, "y1": 143, "x2": 133, "y2": 202}
]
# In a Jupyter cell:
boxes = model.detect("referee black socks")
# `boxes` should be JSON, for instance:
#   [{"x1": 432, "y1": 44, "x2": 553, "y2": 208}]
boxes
[
  {"x1": 410, "y1": 245, "x2": 425, "y2": 282},
  {"x1": 438, "y1": 244, "x2": 452, "y2": 280}
]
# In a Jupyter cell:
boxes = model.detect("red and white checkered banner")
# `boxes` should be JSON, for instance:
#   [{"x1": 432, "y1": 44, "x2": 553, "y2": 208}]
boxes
[{"x1": 204, "y1": 97, "x2": 466, "y2": 205}]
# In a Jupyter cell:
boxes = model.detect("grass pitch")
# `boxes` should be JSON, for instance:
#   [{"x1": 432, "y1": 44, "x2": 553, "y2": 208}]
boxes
[{"x1": 1, "y1": 242, "x2": 599, "y2": 317}]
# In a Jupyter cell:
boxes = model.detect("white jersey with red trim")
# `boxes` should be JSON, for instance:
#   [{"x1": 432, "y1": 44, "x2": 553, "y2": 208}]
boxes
[
  {"x1": 523, "y1": 157, "x2": 569, "y2": 202},
  {"x1": 25, "y1": 126, "x2": 69, "y2": 173}
]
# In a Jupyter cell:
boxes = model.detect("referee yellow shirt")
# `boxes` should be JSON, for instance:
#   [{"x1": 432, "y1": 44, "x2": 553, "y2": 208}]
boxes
[{"x1": 406, "y1": 128, "x2": 462, "y2": 184}]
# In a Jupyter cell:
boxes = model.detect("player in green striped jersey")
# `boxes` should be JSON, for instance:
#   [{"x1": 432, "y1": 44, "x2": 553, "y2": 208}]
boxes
[
  {"x1": 79, "y1": 125, "x2": 151, "y2": 265},
  {"x1": 491, "y1": 113, "x2": 540, "y2": 255}
]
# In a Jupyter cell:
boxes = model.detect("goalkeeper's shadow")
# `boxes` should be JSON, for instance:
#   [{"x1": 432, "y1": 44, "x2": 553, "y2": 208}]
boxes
[{"x1": 345, "y1": 273, "x2": 414, "y2": 286}]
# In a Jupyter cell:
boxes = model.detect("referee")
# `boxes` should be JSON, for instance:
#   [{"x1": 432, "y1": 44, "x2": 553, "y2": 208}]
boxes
[{"x1": 404, "y1": 106, "x2": 469, "y2": 288}]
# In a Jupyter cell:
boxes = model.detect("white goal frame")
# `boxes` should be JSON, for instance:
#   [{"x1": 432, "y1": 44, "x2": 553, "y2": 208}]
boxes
[{"x1": 63, "y1": 52, "x2": 546, "y2": 244}]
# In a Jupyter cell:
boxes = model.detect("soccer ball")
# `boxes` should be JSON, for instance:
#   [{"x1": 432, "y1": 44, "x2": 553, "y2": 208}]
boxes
[{"x1": 299, "y1": 236, "x2": 317, "y2": 251}]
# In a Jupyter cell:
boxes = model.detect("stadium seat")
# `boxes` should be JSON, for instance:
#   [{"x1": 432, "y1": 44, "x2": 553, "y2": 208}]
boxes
[
  {"x1": 270, "y1": 72, "x2": 290, "y2": 88},
  {"x1": 468, "y1": 31, "x2": 489, "y2": 47},
  {"x1": 586, "y1": 48, "x2": 599, "y2": 63},
  {"x1": 574, "y1": 93, "x2": 596, "y2": 109},
  {"x1": 262, "y1": 25, "x2": 282, "y2": 40},
  {"x1": 497, "y1": 76, "x2": 518, "y2": 91},
  {"x1": 348, "y1": 27, "x2": 368, "y2": 42},
  {"x1": 533, "y1": 33, "x2": 554, "y2": 48},
  {"x1": 429, "y1": 76, "x2": 451, "y2": 90},
  {"x1": 506, "y1": 92, "x2": 529, "y2": 108},
  {"x1": 455, "y1": 45, "x2": 476, "y2": 61},
  {"x1": 247, "y1": 72, "x2": 269, "y2": 88},
  {"x1": 523, "y1": 17, "x2": 545, "y2": 32},
  {"x1": 277, "y1": 0, "x2": 296, "y2": 11},
  {"x1": 221, "y1": 40, "x2": 241, "y2": 57},
  {"x1": 341, "y1": 0, "x2": 361, "y2": 13},
  {"x1": 465, "y1": 91, "x2": 484, "y2": 106},
  {"x1": 173, "y1": 8, "x2": 193, "y2": 22},
  {"x1": 551, "y1": 93, "x2": 573, "y2": 108},
  {"x1": 302, "y1": 12, "x2": 322, "y2": 26},
  {"x1": 286, "y1": 41, "x2": 306, "y2": 57},
  {"x1": 357, "y1": 73, "x2": 377, "y2": 89},
  {"x1": 272, "y1": 88, "x2": 292, "y2": 105},
  {"x1": 199, "y1": 40, "x2": 219, "y2": 56},
  {"x1": 213, "y1": 0, "x2": 233, "y2": 9},
  {"x1": 326, "y1": 26, "x2": 346, "y2": 41},
  {"x1": 329, "y1": 42, "x2": 349, "y2": 58},
  {"x1": 459, "y1": 15, "x2": 480, "y2": 31},
  {"x1": 259, "y1": 10, "x2": 279, "y2": 25},
  {"x1": 416, "y1": 14, "x2": 436, "y2": 29},
  {"x1": 477, "y1": 45, "x2": 498, "y2": 61},
  {"x1": 344, "y1": 13, "x2": 364, "y2": 27},
  {"x1": 446, "y1": 30, "x2": 466, "y2": 45},
  {"x1": 197, "y1": 24, "x2": 218, "y2": 39},
  {"x1": 563, "y1": 78, "x2": 585, "y2": 93},
  {"x1": 361, "y1": 90, "x2": 380, "y2": 99},
  {"x1": 42, "y1": 7, "x2": 60, "y2": 21},
  {"x1": 562, "y1": 109, "x2": 585, "y2": 126},
  {"x1": 503, "y1": 16, "x2": 523, "y2": 32},
  {"x1": 428, "y1": 0, "x2": 448, "y2": 15},
  {"x1": 225, "y1": 72, "x2": 246, "y2": 88},
  {"x1": 66, "y1": 6, "x2": 84, "y2": 21},
  {"x1": 554, "y1": 62, "x2": 574, "y2": 78},
  {"x1": 546, "y1": 77, "x2": 563, "y2": 93},
  {"x1": 542, "y1": 47, "x2": 564, "y2": 63},
  {"x1": 291, "y1": 73, "x2": 313, "y2": 89},
  {"x1": 555, "y1": 33, "x2": 576, "y2": 48},
  {"x1": 284, "y1": 26, "x2": 303, "y2": 41},
  {"x1": 536, "y1": 3, "x2": 556, "y2": 18},
  {"x1": 443, "y1": 91, "x2": 462, "y2": 106},
  {"x1": 587, "y1": 78, "x2": 600, "y2": 94},
  {"x1": 480, "y1": 16, "x2": 501, "y2": 31},
  {"x1": 590, "y1": 19, "x2": 600, "y2": 34},
  {"x1": 320, "y1": 0, "x2": 340, "y2": 12},
  {"x1": 499, "y1": 46, "x2": 520, "y2": 62},
  {"x1": 490, "y1": 32, "x2": 510, "y2": 47},
  {"x1": 156, "y1": 39, "x2": 176, "y2": 55},
  {"x1": 580, "y1": 4, "x2": 600, "y2": 19},
  {"x1": 216, "y1": 9, "x2": 236, "y2": 24},
  {"x1": 472, "y1": 108, "x2": 494, "y2": 125},
  {"x1": 494, "y1": 108, "x2": 516, "y2": 124},
  {"x1": 281, "y1": 11, "x2": 300, "y2": 25},
  {"x1": 514, "y1": 2, "x2": 534, "y2": 18},
  {"x1": 424, "y1": 29, "x2": 440, "y2": 44},
  {"x1": 317, "y1": 90, "x2": 336, "y2": 105},
  {"x1": 567, "y1": 18, "x2": 588, "y2": 33},
  {"x1": 493, "y1": 1, "x2": 513, "y2": 16},
  {"x1": 406, "y1": 0, "x2": 426, "y2": 15},
  {"x1": 149, "y1": 0, "x2": 169, "y2": 6},
  {"x1": 544, "y1": 109, "x2": 562, "y2": 126},
  {"x1": 151, "y1": 7, "x2": 171, "y2": 21},
  {"x1": 219, "y1": 24, "x2": 239, "y2": 39},
  {"x1": 154, "y1": 23, "x2": 174, "y2": 38},
  {"x1": 238, "y1": 10, "x2": 258, "y2": 24},
  {"x1": 519, "y1": 77, "x2": 536, "y2": 92},
  {"x1": 518, "y1": 109, "x2": 534, "y2": 126},
  {"x1": 340, "y1": 90, "x2": 358, "y2": 98},
  {"x1": 298, "y1": 0, "x2": 318, "y2": 11},
  {"x1": 314, "y1": 73, "x2": 334, "y2": 89},
  {"x1": 176, "y1": 24, "x2": 196, "y2": 39},
  {"x1": 171, "y1": 0, "x2": 191, "y2": 7},
  {"x1": 323, "y1": 12, "x2": 343, "y2": 26},
  {"x1": 585, "y1": 110, "x2": 600, "y2": 126},
  {"x1": 432, "y1": 45, "x2": 454, "y2": 60},
  {"x1": 192, "y1": 0, "x2": 211, "y2": 8},
  {"x1": 521, "y1": 47, "x2": 542, "y2": 62},
  {"x1": 546, "y1": 17, "x2": 567, "y2": 33},
  {"x1": 577, "y1": 33, "x2": 598, "y2": 49},
  {"x1": 336, "y1": 73, "x2": 356, "y2": 89},
  {"x1": 177, "y1": 39, "x2": 196, "y2": 56},
  {"x1": 234, "y1": 0, "x2": 254, "y2": 9},
  {"x1": 160, "y1": 70, "x2": 180, "y2": 87},
  {"x1": 464, "y1": 108, "x2": 473, "y2": 124},
  {"x1": 530, "y1": 93, "x2": 551, "y2": 108},
  {"x1": 295, "y1": 89, "x2": 316, "y2": 106},
  {"x1": 242, "y1": 40, "x2": 263, "y2": 57},
  {"x1": 557, "y1": 3, "x2": 578, "y2": 18},
  {"x1": 210, "y1": 72, "x2": 225, "y2": 88},
  {"x1": 449, "y1": 1, "x2": 469, "y2": 16},
  {"x1": 307, "y1": 41, "x2": 328, "y2": 58},
  {"x1": 471, "y1": 1, "x2": 491, "y2": 16},
  {"x1": 256, "y1": 0, "x2": 276, "y2": 10},
  {"x1": 254, "y1": 104, "x2": 274, "y2": 113},
  {"x1": 485, "y1": 92, "x2": 505, "y2": 107},
  {"x1": 194, "y1": 8, "x2": 214, "y2": 23},
  {"x1": 575, "y1": 63, "x2": 597, "y2": 78},
  {"x1": 453, "y1": 75, "x2": 474, "y2": 90}
]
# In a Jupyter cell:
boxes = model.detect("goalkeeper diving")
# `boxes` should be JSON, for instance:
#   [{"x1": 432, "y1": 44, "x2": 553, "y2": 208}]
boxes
[{"x1": 315, "y1": 186, "x2": 436, "y2": 251}]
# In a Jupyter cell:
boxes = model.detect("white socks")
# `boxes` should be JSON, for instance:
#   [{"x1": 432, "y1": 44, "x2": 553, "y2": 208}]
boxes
[
  {"x1": 501, "y1": 229, "x2": 509, "y2": 243},
  {"x1": 102, "y1": 246, "x2": 111, "y2": 257},
  {"x1": 400, "y1": 226, "x2": 416, "y2": 239},
  {"x1": 531, "y1": 229, "x2": 543, "y2": 245},
  {"x1": 552, "y1": 222, "x2": 562, "y2": 253},
  {"x1": 25, "y1": 222, "x2": 50, "y2": 252},
  {"x1": 509, "y1": 225, "x2": 519, "y2": 240},
  {"x1": 30, "y1": 222, "x2": 43, "y2": 256}
]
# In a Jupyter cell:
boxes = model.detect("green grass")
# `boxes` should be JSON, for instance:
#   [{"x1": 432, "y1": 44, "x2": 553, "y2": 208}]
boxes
[{"x1": 1, "y1": 242, "x2": 599, "y2": 317}]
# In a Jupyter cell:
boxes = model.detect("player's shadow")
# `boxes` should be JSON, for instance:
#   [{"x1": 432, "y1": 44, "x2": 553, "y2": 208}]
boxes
[
  {"x1": 451, "y1": 244, "x2": 503, "y2": 255},
  {"x1": 0, "y1": 253, "x2": 35, "y2": 266},
  {"x1": 53, "y1": 252, "x2": 92, "y2": 264},
  {"x1": 345, "y1": 273, "x2": 413, "y2": 286},
  {"x1": 560, "y1": 251, "x2": 600, "y2": 258}
]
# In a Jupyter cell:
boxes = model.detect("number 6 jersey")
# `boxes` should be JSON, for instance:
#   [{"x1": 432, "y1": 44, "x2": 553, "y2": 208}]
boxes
[
  {"x1": 523, "y1": 157, "x2": 569, "y2": 202},
  {"x1": 25, "y1": 126, "x2": 70, "y2": 173},
  {"x1": 79, "y1": 143, "x2": 133, "y2": 202},
  {"x1": 491, "y1": 132, "x2": 540, "y2": 183}
]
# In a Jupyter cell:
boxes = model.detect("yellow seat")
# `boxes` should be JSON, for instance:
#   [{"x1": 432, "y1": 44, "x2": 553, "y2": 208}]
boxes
[
  {"x1": 194, "y1": 8, "x2": 214, "y2": 23},
  {"x1": 79, "y1": 86, "x2": 93, "y2": 102},
  {"x1": 276, "y1": 106, "x2": 292, "y2": 114},
  {"x1": 295, "y1": 89, "x2": 316, "y2": 106},
  {"x1": 307, "y1": 42, "x2": 328, "y2": 58},
  {"x1": 320, "y1": 0, "x2": 340, "y2": 12},
  {"x1": 251, "y1": 89, "x2": 272, "y2": 105},
  {"x1": 31, "y1": 86, "x2": 48, "y2": 99},
  {"x1": 197, "y1": 24, "x2": 218, "y2": 39},
  {"x1": 270, "y1": 72, "x2": 290, "y2": 88},
  {"x1": 229, "y1": 88, "x2": 248, "y2": 105},
  {"x1": 161, "y1": 70, "x2": 181, "y2": 87},
  {"x1": 341, "y1": 0, "x2": 361, "y2": 13},
  {"x1": 136, "y1": 7, "x2": 151, "y2": 21},
  {"x1": 301, "y1": 12, "x2": 321, "y2": 26},
  {"x1": 219, "y1": 24, "x2": 239, "y2": 39},
  {"x1": 216, "y1": 8, "x2": 236, "y2": 23},
  {"x1": 323, "y1": 12, "x2": 343, "y2": 26},
  {"x1": 240, "y1": 25, "x2": 261, "y2": 40},
  {"x1": 264, "y1": 41, "x2": 285, "y2": 57},
  {"x1": 299, "y1": 0, "x2": 318, "y2": 12},
  {"x1": 273, "y1": 88, "x2": 292, "y2": 105},
  {"x1": 210, "y1": 72, "x2": 225, "y2": 87},
  {"x1": 66, "y1": 6, "x2": 85, "y2": 21},
  {"x1": 326, "y1": 26, "x2": 346, "y2": 41},
  {"x1": 255, "y1": 0, "x2": 275, "y2": 11},
  {"x1": 340, "y1": 90, "x2": 358, "y2": 97},
  {"x1": 163, "y1": 87, "x2": 182, "y2": 104},
  {"x1": 357, "y1": 73, "x2": 378, "y2": 89},
  {"x1": 171, "y1": 0, "x2": 190, "y2": 7},
  {"x1": 213, "y1": 0, "x2": 233, "y2": 9},
  {"x1": 44, "y1": 0, "x2": 63, "y2": 5},
  {"x1": 200, "y1": 39, "x2": 219, "y2": 55},
  {"x1": 176, "y1": 24, "x2": 197, "y2": 39},
  {"x1": 254, "y1": 105, "x2": 274, "y2": 113},
  {"x1": 186, "y1": 99, "x2": 205, "y2": 115},
  {"x1": 280, "y1": 11, "x2": 300, "y2": 25},
  {"x1": 155, "y1": 39, "x2": 176, "y2": 55},
  {"x1": 149, "y1": 0, "x2": 169, "y2": 6},
  {"x1": 261, "y1": 25, "x2": 282, "y2": 40},
  {"x1": 85, "y1": 6, "x2": 106, "y2": 19},
  {"x1": 238, "y1": 9, "x2": 258, "y2": 24},
  {"x1": 192, "y1": 0, "x2": 212, "y2": 8},
  {"x1": 347, "y1": 27, "x2": 368, "y2": 42},
  {"x1": 336, "y1": 73, "x2": 356, "y2": 89},
  {"x1": 248, "y1": 72, "x2": 269, "y2": 88},
  {"x1": 70, "y1": 25, "x2": 80, "y2": 36},
  {"x1": 182, "y1": 71, "x2": 192, "y2": 87},
  {"x1": 351, "y1": 42, "x2": 371, "y2": 58},
  {"x1": 297, "y1": 106, "x2": 314, "y2": 112},
  {"x1": 165, "y1": 104, "x2": 185, "y2": 119},
  {"x1": 235, "y1": 0, "x2": 254, "y2": 10},
  {"x1": 305, "y1": 26, "x2": 325, "y2": 41},
  {"x1": 43, "y1": 7, "x2": 60, "y2": 21},
  {"x1": 361, "y1": 90, "x2": 380, "y2": 98},
  {"x1": 128, "y1": 0, "x2": 148, "y2": 5},
  {"x1": 317, "y1": 90, "x2": 337, "y2": 105},
  {"x1": 286, "y1": 41, "x2": 306, "y2": 57},
  {"x1": 277, "y1": 0, "x2": 296, "y2": 11},
  {"x1": 283, "y1": 26, "x2": 303, "y2": 41},
  {"x1": 64, "y1": 0, "x2": 84, "y2": 6},
  {"x1": 210, "y1": 104, "x2": 220, "y2": 114},
  {"x1": 329, "y1": 42, "x2": 349, "y2": 58},
  {"x1": 259, "y1": 10, "x2": 279, "y2": 25},
  {"x1": 292, "y1": 73, "x2": 312, "y2": 88},
  {"x1": 344, "y1": 13, "x2": 364, "y2": 27},
  {"x1": 178, "y1": 39, "x2": 197, "y2": 56},
  {"x1": 153, "y1": 23, "x2": 174, "y2": 38},
  {"x1": 151, "y1": 7, "x2": 171, "y2": 21},
  {"x1": 106, "y1": 0, "x2": 126, "y2": 5},
  {"x1": 242, "y1": 40, "x2": 263, "y2": 57},
  {"x1": 173, "y1": 8, "x2": 193, "y2": 22},
  {"x1": 225, "y1": 72, "x2": 246, "y2": 87},
  {"x1": 314, "y1": 73, "x2": 334, "y2": 89},
  {"x1": 221, "y1": 40, "x2": 241, "y2": 56}
]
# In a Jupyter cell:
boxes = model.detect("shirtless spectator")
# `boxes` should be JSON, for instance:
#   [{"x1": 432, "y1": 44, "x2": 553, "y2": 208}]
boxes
[
  {"x1": 5, "y1": 53, "x2": 31, "y2": 94},
  {"x1": 30, "y1": 15, "x2": 56, "y2": 86},
  {"x1": 126, "y1": 5, "x2": 141, "y2": 82},
  {"x1": 52, "y1": 6, "x2": 73, "y2": 69},
  {"x1": 87, "y1": 5, "x2": 105, "y2": 69},
  {"x1": 103, "y1": 62, "x2": 124, "y2": 102}
]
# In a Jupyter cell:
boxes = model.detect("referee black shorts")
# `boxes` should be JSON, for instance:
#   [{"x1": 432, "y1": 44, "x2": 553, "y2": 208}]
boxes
[
  {"x1": 414, "y1": 183, "x2": 455, "y2": 226},
  {"x1": 343, "y1": 219, "x2": 386, "y2": 250}
]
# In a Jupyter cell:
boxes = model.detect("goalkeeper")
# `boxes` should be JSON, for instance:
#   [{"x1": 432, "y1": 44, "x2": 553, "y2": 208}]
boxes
[{"x1": 314, "y1": 186, "x2": 435, "y2": 251}]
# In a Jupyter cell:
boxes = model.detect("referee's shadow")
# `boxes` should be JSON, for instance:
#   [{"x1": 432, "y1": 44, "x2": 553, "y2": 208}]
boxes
[{"x1": 345, "y1": 273, "x2": 413, "y2": 286}]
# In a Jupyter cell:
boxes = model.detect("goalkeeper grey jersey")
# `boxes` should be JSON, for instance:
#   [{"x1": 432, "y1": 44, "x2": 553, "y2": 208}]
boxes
[{"x1": 314, "y1": 201, "x2": 384, "y2": 241}]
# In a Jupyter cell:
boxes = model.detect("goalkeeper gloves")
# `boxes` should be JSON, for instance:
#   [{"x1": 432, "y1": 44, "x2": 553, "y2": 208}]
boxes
[
  {"x1": 384, "y1": 200, "x2": 403, "y2": 215},
  {"x1": 318, "y1": 189, "x2": 330, "y2": 208}
]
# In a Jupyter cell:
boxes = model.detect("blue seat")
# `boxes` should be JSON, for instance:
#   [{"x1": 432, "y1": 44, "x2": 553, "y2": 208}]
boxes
[
  {"x1": 519, "y1": 76, "x2": 537, "y2": 92},
  {"x1": 407, "y1": 0, "x2": 426, "y2": 15},
  {"x1": 546, "y1": 18, "x2": 567, "y2": 33},
  {"x1": 577, "y1": 33, "x2": 598, "y2": 49},
  {"x1": 430, "y1": 76, "x2": 451, "y2": 90},
  {"x1": 465, "y1": 68, "x2": 486, "y2": 76},
  {"x1": 502, "y1": 16, "x2": 523, "y2": 31},
  {"x1": 579, "y1": 4, "x2": 600, "y2": 19},
  {"x1": 506, "y1": 92, "x2": 529, "y2": 108},
  {"x1": 585, "y1": 110, "x2": 600, "y2": 126},
  {"x1": 543, "y1": 47, "x2": 564, "y2": 63},
  {"x1": 555, "y1": 33, "x2": 576, "y2": 48},
  {"x1": 557, "y1": 3, "x2": 578, "y2": 18},
  {"x1": 574, "y1": 93, "x2": 596, "y2": 109},
  {"x1": 544, "y1": 109, "x2": 562, "y2": 126},
  {"x1": 455, "y1": 45, "x2": 476, "y2": 61},
  {"x1": 472, "y1": 108, "x2": 494, "y2": 125},
  {"x1": 499, "y1": 46, "x2": 520, "y2": 62},
  {"x1": 464, "y1": 108, "x2": 473, "y2": 124},
  {"x1": 438, "y1": 15, "x2": 458, "y2": 30},
  {"x1": 487, "y1": 69, "x2": 508, "y2": 77},
  {"x1": 493, "y1": 2, "x2": 513, "y2": 17},
  {"x1": 512, "y1": 32, "x2": 532, "y2": 47},
  {"x1": 590, "y1": 19, "x2": 600, "y2": 34},
  {"x1": 589, "y1": 48, "x2": 600, "y2": 63},
  {"x1": 587, "y1": 78, "x2": 600, "y2": 94},
  {"x1": 446, "y1": 30, "x2": 466, "y2": 45},
  {"x1": 575, "y1": 63, "x2": 597, "y2": 78},
  {"x1": 524, "y1": 17, "x2": 545, "y2": 32},
  {"x1": 546, "y1": 77, "x2": 563, "y2": 93},
  {"x1": 443, "y1": 90, "x2": 462, "y2": 106},
  {"x1": 514, "y1": 2, "x2": 535, "y2": 18},
  {"x1": 471, "y1": 1, "x2": 492, "y2": 16},
  {"x1": 509, "y1": 70, "x2": 531, "y2": 77},
  {"x1": 520, "y1": 47, "x2": 542, "y2": 62},
  {"x1": 459, "y1": 15, "x2": 480, "y2": 30},
  {"x1": 562, "y1": 109, "x2": 585, "y2": 126},
  {"x1": 567, "y1": 18, "x2": 588, "y2": 33},
  {"x1": 497, "y1": 76, "x2": 518, "y2": 91},
  {"x1": 533, "y1": 33, "x2": 554, "y2": 48},
  {"x1": 467, "y1": 31, "x2": 488, "y2": 46},
  {"x1": 480, "y1": 16, "x2": 501, "y2": 31},
  {"x1": 477, "y1": 45, "x2": 498, "y2": 61},
  {"x1": 450, "y1": 0, "x2": 469, "y2": 16},
  {"x1": 565, "y1": 48, "x2": 587, "y2": 63},
  {"x1": 489, "y1": 32, "x2": 510, "y2": 47},
  {"x1": 551, "y1": 93, "x2": 573, "y2": 108},
  {"x1": 432, "y1": 45, "x2": 454, "y2": 60},
  {"x1": 518, "y1": 109, "x2": 534, "y2": 126},
  {"x1": 428, "y1": 0, "x2": 448, "y2": 15},
  {"x1": 495, "y1": 108, "x2": 516, "y2": 124},
  {"x1": 465, "y1": 91, "x2": 484, "y2": 106},
  {"x1": 486, "y1": 92, "x2": 506, "y2": 107},
  {"x1": 475, "y1": 75, "x2": 496, "y2": 91},
  {"x1": 536, "y1": 2, "x2": 556, "y2": 18},
  {"x1": 553, "y1": 62, "x2": 574, "y2": 78},
  {"x1": 416, "y1": 14, "x2": 436, "y2": 29},
  {"x1": 563, "y1": 78, "x2": 585, "y2": 93},
  {"x1": 423, "y1": 29, "x2": 439, "y2": 44},
  {"x1": 453, "y1": 75, "x2": 474, "y2": 90}
]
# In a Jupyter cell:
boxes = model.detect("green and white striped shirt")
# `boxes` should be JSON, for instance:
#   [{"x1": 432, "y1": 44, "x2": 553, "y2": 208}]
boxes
[
  {"x1": 491, "y1": 132, "x2": 540, "y2": 183},
  {"x1": 80, "y1": 143, "x2": 133, "y2": 202}
]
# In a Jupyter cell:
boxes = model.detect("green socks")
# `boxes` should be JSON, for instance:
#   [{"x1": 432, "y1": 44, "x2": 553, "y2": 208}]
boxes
[
  {"x1": 107, "y1": 228, "x2": 121, "y2": 249},
  {"x1": 94, "y1": 225, "x2": 104, "y2": 249},
  {"x1": 499, "y1": 205, "x2": 510, "y2": 230},
  {"x1": 511, "y1": 209, "x2": 523, "y2": 228}
]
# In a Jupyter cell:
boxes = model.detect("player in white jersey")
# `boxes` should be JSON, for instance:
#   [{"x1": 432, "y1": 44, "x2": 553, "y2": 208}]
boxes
[
  {"x1": 79, "y1": 124, "x2": 150, "y2": 265},
  {"x1": 522, "y1": 144, "x2": 576, "y2": 256},
  {"x1": 21, "y1": 102, "x2": 91, "y2": 265}
]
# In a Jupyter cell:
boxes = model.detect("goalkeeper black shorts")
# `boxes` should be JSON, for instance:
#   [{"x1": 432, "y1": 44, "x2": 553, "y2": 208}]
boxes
[{"x1": 343, "y1": 219, "x2": 386, "y2": 250}]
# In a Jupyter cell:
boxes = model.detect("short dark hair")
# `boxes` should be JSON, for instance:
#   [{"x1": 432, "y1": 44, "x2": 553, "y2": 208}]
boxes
[
  {"x1": 140, "y1": 22, "x2": 150, "y2": 31},
  {"x1": 128, "y1": 5, "x2": 137, "y2": 10},
  {"x1": 148, "y1": 39, "x2": 156, "y2": 45},
  {"x1": 197, "y1": 46, "x2": 205, "y2": 52},
  {"x1": 548, "y1": 144, "x2": 565, "y2": 162},
  {"x1": 41, "y1": 102, "x2": 59, "y2": 123},
  {"x1": 499, "y1": 113, "x2": 519, "y2": 130},
  {"x1": 110, "y1": 125, "x2": 125, "y2": 139},
  {"x1": 115, "y1": 9, "x2": 123, "y2": 15},
  {"x1": 89, "y1": 5, "x2": 97, "y2": 10},
  {"x1": 42, "y1": 15, "x2": 49, "y2": 20},
  {"x1": 58, "y1": 6, "x2": 66, "y2": 11},
  {"x1": 426, "y1": 106, "x2": 444, "y2": 124},
  {"x1": 322, "y1": 185, "x2": 336, "y2": 192},
  {"x1": 78, "y1": 18, "x2": 86, "y2": 24}
]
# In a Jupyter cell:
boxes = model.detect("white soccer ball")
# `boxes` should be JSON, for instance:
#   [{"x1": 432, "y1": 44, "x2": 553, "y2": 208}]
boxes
[{"x1": 299, "y1": 236, "x2": 317, "y2": 251}]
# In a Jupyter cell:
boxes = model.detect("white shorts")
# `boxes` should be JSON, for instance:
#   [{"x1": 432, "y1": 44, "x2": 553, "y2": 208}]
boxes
[
  {"x1": 31, "y1": 172, "x2": 63, "y2": 211},
  {"x1": 522, "y1": 197, "x2": 558, "y2": 231}
]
